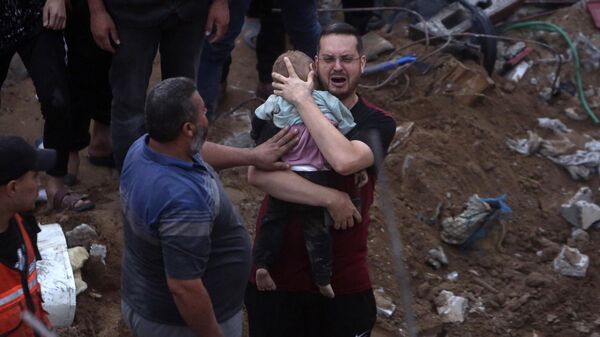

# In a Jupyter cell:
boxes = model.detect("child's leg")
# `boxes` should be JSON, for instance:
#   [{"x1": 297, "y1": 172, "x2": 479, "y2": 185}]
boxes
[{"x1": 302, "y1": 206, "x2": 334, "y2": 298}]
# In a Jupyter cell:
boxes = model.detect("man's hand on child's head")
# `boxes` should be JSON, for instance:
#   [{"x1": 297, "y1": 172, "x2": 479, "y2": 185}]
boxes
[{"x1": 272, "y1": 57, "x2": 314, "y2": 105}]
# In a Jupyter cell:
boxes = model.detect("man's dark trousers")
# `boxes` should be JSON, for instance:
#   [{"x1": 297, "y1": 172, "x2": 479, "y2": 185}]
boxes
[{"x1": 110, "y1": 13, "x2": 207, "y2": 171}]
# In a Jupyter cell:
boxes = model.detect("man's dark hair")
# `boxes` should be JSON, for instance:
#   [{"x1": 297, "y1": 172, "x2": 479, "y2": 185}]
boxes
[
  {"x1": 317, "y1": 22, "x2": 363, "y2": 55},
  {"x1": 145, "y1": 77, "x2": 198, "y2": 142}
]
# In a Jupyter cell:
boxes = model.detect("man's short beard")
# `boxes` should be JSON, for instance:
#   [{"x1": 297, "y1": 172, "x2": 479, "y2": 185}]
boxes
[{"x1": 189, "y1": 124, "x2": 208, "y2": 156}]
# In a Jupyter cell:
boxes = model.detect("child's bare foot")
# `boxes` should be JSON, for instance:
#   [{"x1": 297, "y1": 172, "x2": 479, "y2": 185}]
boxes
[
  {"x1": 319, "y1": 284, "x2": 335, "y2": 298},
  {"x1": 256, "y1": 268, "x2": 277, "y2": 291}
]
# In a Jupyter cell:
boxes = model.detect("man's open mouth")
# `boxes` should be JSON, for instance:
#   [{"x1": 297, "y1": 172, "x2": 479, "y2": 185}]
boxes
[{"x1": 330, "y1": 75, "x2": 347, "y2": 86}]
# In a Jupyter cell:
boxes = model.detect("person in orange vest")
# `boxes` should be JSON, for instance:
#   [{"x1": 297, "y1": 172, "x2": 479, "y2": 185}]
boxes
[{"x1": 0, "y1": 136, "x2": 56, "y2": 336}]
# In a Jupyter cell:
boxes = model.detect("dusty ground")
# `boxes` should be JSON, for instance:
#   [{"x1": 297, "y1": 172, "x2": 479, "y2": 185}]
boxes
[{"x1": 2, "y1": 3, "x2": 600, "y2": 336}]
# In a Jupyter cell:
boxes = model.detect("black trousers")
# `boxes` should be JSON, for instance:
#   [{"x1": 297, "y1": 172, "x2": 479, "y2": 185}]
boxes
[
  {"x1": 245, "y1": 283, "x2": 377, "y2": 337},
  {"x1": 65, "y1": 0, "x2": 112, "y2": 150},
  {"x1": 254, "y1": 0, "x2": 320, "y2": 83},
  {"x1": 341, "y1": 0, "x2": 374, "y2": 35},
  {"x1": 0, "y1": 29, "x2": 73, "y2": 177},
  {"x1": 254, "y1": 171, "x2": 337, "y2": 287}
]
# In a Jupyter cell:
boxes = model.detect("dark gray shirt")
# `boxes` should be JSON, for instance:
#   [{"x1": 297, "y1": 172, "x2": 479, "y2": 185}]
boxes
[
  {"x1": 105, "y1": 0, "x2": 209, "y2": 27},
  {"x1": 120, "y1": 135, "x2": 251, "y2": 325}
]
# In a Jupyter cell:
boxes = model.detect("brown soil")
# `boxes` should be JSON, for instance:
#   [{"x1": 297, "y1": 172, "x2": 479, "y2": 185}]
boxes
[{"x1": 1, "y1": 4, "x2": 600, "y2": 337}]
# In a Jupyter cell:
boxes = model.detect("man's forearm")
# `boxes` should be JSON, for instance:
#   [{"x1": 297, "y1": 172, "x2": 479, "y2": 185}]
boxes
[
  {"x1": 201, "y1": 142, "x2": 253, "y2": 171},
  {"x1": 295, "y1": 99, "x2": 374, "y2": 175},
  {"x1": 168, "y1": 278, "x2": 223, "y2": 337},
  {"x1": 247, "y1": 166, "x2": 337, "y2": 207}
]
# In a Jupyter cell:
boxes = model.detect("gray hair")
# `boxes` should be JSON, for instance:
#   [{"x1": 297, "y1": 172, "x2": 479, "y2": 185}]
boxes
[{"x1": 145, "y1": 77, "x2": 198, "y2": 142}]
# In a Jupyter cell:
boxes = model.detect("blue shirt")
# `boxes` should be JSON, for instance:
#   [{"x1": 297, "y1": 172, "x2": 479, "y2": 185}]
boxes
[{"x1": 120, "y1": 135, "x2": 251, "y2": 325}]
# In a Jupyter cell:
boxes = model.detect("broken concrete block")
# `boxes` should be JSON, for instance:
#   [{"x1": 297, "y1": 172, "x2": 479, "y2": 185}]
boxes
[
  {"x1": 435, "y1": 290, "x2": 468, "y2": 323},
  {"x1": 67, "y1": 246, "x2": 89, "y2": 271},
  {"x1": 560, "y1": 187, "x2": 593, "y2": 227},
  {"x1": 65, "y1": 224, "x2": 99, "y2": 248},
  {"x1": 578, "y1": 201, "x2": 600, "y2": 229},
  {"x1": 553, "y1": 246, "x2": 589, "y2": 278},
  {"x1": 73, "y1": 270, "x2": 88, "y2": 295}
]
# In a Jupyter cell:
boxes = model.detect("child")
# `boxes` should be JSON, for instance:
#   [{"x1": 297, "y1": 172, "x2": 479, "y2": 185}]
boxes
[{"x1": 251, "y1": 50, "x2": 366, "y2": 298}]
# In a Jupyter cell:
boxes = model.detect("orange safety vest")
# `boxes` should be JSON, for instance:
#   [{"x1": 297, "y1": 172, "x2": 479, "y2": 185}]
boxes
[{"x1": 0, "y1": 213, "x2": 50, "y2": 336}]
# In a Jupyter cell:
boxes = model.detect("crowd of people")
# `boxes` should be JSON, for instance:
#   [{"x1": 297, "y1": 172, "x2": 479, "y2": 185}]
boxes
[{"x1": 0, "y1": 0, "x2": 398, "y2": 336}]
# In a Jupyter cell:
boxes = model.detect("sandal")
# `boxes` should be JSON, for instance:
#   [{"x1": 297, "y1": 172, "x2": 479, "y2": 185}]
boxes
[{"x1": 53, "y1": 190, "x2": 95, "y2": 212}]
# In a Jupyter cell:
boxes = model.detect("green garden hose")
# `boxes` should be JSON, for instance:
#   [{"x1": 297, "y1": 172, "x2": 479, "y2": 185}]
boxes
[{"x1": 500, "y1": 21, "x2": 599, "y2": 123}]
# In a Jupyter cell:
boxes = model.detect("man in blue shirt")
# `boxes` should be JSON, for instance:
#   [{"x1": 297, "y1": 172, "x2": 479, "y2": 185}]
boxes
[{"x1": 119, "y1": 77, "x2": 297, "y2": 337}]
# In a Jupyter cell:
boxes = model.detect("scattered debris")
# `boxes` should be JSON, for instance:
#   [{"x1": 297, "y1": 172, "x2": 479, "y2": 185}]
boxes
[
  {"x1": 362, "y1": 31, "x2": 395, "y2": 62},
  {"x1": 447, "y1": 271, "x2": 459, "y2": 281},
  {"x1": 525, "y1": 272, "x2": 551, "y2": 288},
  {"x1": 508, "y1": 61, "x2": 531, "y2": 82},
  {"x1": 571, "y1": 228, "x2": 590, "y2": 243},
  {"x1": 537, "y1": 118, "x2": 571, "y2": 133},
  {"x1": 90, "y1": 244, "x2": 107, "y2": 265},
  {"x1": 473, "y1": 277, "x2": 499, "y2": 294},
  {"x1": 553, "y1": 246, "x2": 589, "y2": 278},
  {"x1": 506, "y1": 131, "x2": 542, "y2": 155},
  {"x1": 65, "y1": 224, "x2": 99, "y2": 248},
  {"x1": 440, "y1": 194, "x2": 511, "y2": 246},
  {"x1": 574, "y1": 321, "x2": 591, "y2": 333},
  {"x1": 579, "y1": 201, "x2": 600, "y2": 229},
  {"x1": 389, "y1": 121, "x2": 415, "y2": 152},
  {"x1": 435, "y1": 290, "x2": 468, "y2": 323},
  {"x1": 431, "y1": 58, "x2": 493, "y2": 106},
  {"x1": 559, "y1": 187, "x2": 600, "y2": 228},
  {"x1": 575, "y1": 32, "x2": 600, "y2": 71},
  {"x1": 373, "y1": 288, "x2": 396, "y2": 318},
  {"x1": 88, "y1": 291, "x2": 103, "y2": 300},
  {"x1": 564, "y1": 107, "x2": 586, "y2": 121},
  {"x1": 427, "y1": 246, "x2": 449, "y2": 269}
]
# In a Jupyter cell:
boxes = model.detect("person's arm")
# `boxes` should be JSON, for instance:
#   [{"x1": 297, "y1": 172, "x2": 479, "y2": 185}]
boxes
[
  {"x1": 167, "y1": 278, "x2": 223, "y2": 337},
  {"x1": 272, "y1": 58, "x2": 374, "y2": 175},
  {"x1": 201, "y1": 126, "x2": 298, "y2": 171},
  {"x1": 88, "y1": 0, "x2": 120, "y2": 53},
  {"x1": 247, "y1": 167, "x2": 361, "y2": 229},
  {"x1": 205, "y1": 0, "x2": 229, "y2": 43},
  {"x1": 43, "y1": 0, "x2": 67, "y2": 30}
]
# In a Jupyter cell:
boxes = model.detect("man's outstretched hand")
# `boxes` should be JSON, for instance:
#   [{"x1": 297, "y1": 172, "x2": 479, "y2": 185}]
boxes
[{"x1": 250, "y1": 126, "x2": 298, "y2": 171}]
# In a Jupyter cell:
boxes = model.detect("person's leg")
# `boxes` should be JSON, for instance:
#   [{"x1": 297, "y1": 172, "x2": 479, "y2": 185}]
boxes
[
  {"x1": 253, "y1": 197, "x2": 291, "y2": 290},
  {"x1": 279, "y1": 0, "x2": 321, "y2": 58},
  {"x1": 65, "y1": 0, "x2": 114, "y2": 180},
  {"x1": 324, "y1": 289, "x2": 377, "y2": 337},
  {"x1": 18, "y1": 29, "x2": 93, "y2": 210},
  {"x1": 341, "y1": 0, "x2": 374, "y2": 35},
  {"x1": 121, "y1": 301, "x2": 196, "y2": 337},
  {"x1": 295, "y1": 171, "x2": 337, "y2": 298},
  {"x1": 255, "y1": 0, "x2": 285, "y2": 99},
  {"x1": 197, "y1": 0, "x2": 251, "y2": 121},
  {"x1": 0, "y1": 51, "x2": 16, "y2": 91},
  {"x1": 245, "y1": 283, "x2": 321, "y2": 337},
  {"x1": 301, "y1": 207, "x2": 334, "y2": 298},
  {"x1": 218, "y1": 309, "x2": 243, "y2": 337},
  {"x1": 109, "y1": 25, "x2": 160, "y2": 171},
  {"x1": 159, "y1": 13, "x2": 209, "y2": 82}
]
